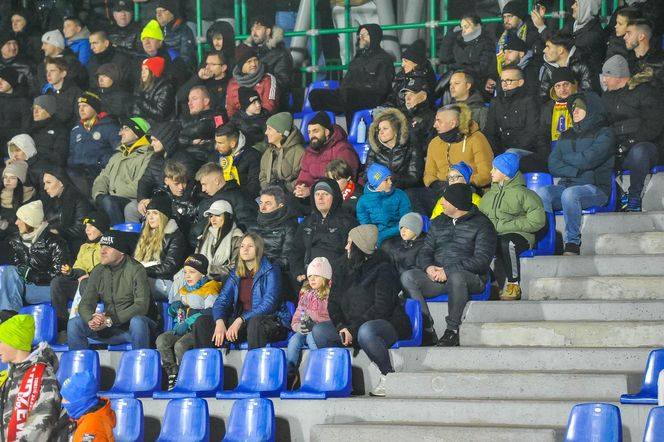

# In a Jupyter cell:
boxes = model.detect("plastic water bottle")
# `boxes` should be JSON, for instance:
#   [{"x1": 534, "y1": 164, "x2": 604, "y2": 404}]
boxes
[
  {"x1": 357, "y1": 118, "x2": 367, "y2": 144},
  {"x1": 658, "y1": 369, "x2": 664, "y2": 405}
]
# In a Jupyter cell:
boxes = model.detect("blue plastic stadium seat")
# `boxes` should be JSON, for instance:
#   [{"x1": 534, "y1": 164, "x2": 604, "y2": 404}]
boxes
[
  {"x1": 280, "y1": 348, "x2": 352, "y2": 399},
  {"x1": 554, "y1": 174, "x2": 617, "y2": 215},
  {"x1": 161, "y1": 302, "x2": 174, "y2": 332},
  {"x1": 20, "y1": 303, "x2": 57, "y2": 345},
  {"x1": 563, "y1": 403, "x2": 622, "y2": 442},
  {"x1": 621, "y1": 166, "x2": 664, "y2": 175},
  {"x1": 520, "y1": 211, "x2": 556, "y2": 258},
  {"x1": 217, "y1": 348, "x2": 287, "y2": 399},
  {"x1": 51, "y1": 303, "x2": 109, "y2": 352},
  {"x1": 112, "y1": 222, "x2": 142, "y2": 232},
  {"x1": 353, "y1": 143, "x2": 371, "y2": 164},
  {"x1": 643, "y1": 406, "x2": 664, "y2": 442},
  {"x1": 427, "y1": 280, "x2": 491, "y2": 302},
  {"x1": 56, "y1": 350, "x2": 100, "y2": 388},
  {"x1": 156, "y1": 398, "x2": 209, "y2": 442},
  {"x1": 298, "y1": 110, "x2": 336, "y2": 143},
  {"x1": 421, "y1": 215, "x2": 430, "y2": 233},
  {"x1": 620, "y1": 349, "x2": 664, "y2": 404},
  {"x1": 392, "y1": 299, "x2": 422, "y2": 348},
  {"x1": 523, "y1": 172, "x2": 554, "y2": 193},
  {"x1": 222, "y1": 398, "x2": 276, "y2": 442},
  {"x1": 154, "y1": 348, "x2": 222, "y2": 399},
  {"x1": 347, "y1": 109, "x2": 373, "y2": 144},
  {"x1": 100, "y1": 349, "x2": 161, "y2": 399},
  {"x1": 111, "y1": 398, "x2": 144, "y2": 442},
  {"x1": 296, "y1": 80, "x2": 340, "y2": 117}
]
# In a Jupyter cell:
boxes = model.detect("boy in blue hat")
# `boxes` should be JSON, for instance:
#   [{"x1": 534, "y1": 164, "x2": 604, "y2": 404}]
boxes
[{"x1": 59, "y1": 371, "x2": 115, "y2": 440}]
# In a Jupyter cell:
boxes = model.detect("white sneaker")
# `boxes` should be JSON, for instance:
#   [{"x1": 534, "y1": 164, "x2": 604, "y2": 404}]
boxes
[{"x1": 370, "y1": 375, "x2": 387, "y2": 397}]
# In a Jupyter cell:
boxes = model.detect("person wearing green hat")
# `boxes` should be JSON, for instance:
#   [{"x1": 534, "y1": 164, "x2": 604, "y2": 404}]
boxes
[
  {"x1": 91, "y1": 116, "x2": 154, "y2": 225},
  {"x1": 259, "y1": 111, "x2": 305, "y2": 193},
  {"x1": 0, "y1": 314, "x2": 62, "y2": 441}
]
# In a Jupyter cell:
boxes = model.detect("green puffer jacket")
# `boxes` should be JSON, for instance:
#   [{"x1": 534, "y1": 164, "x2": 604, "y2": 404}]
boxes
[
  {"x1": 479, "y1": 171, "x2": 546, "y2": 247},
  {"x1": 91, "y1": 138, "x2": 154, "y2": 200}
]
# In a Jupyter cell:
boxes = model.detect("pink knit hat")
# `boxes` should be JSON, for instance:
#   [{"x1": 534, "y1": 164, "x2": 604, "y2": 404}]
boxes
[{"x1": 307, "y1": 257, "x2": 332, "y2": 280}]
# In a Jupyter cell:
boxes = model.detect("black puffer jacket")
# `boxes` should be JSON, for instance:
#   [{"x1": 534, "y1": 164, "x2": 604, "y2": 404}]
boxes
[
  {"x1": 178, "y1": 109, "x2": 216, "y2": 171},
  {"x1": 42, "y1": 185, "x2": 92, "y2": 243},
  {"x1": 9, "y1": 227, "x2": 70, "y2": 285},
  {"x1": 341, "y1": 24, "x2": 394, "y2": 100},
  {"x1": 177, "y1": 73, "x2": 230, "y2": 115},
  {"x1": 0, "y1": 92, "x2": 31, "y2": 147},
  {"x1": 440, "y1": 26, "x2": 496, "y2": 85},
  {"x1": 230, "y1": 109, "x2": 268, "y2": 149},
  {"x1": 389, "y1": 235, "x2": 426, "y2": 275},
  {"x1": 86, "y1": 46, "x2": 133, "y2": 89},
  {"x1": 630, "y1": 48, "x2": 664, "y2": 95},
  {"x1": 384, "y1": 61, "x2": 437, "y2": 111},
  {"x1": 108, "y1": 21, "x2": 142, "y2": 55},
  {"x1": 405, "y1": 100, "x2": 436, "y2": 154},
  {"x1": 364, "y1": 108, "x2": 423, "y2": 189},
  {"x1": 539, "y1": 48, "x2": 599, "y2": 100},
  {"x1": 248, "y1": 205, "x2": 297, "y2": 272},
  {"x1": 416, "y1": 206, "x2": 496, "y2": 282},
  {"x1": 141, "y1": 219, "x2": 187, "y2": 280},
  {"x1": 485, "y1": 86, "x2": 541, "y2": 155},
  {"x1": 27, "y1": 117, "x2": 69, "y2": 168},
  {"x1": 97, "y1": 84, "x2": 133, "y2": 119},
  {"x1": 132, "y1": 77, "x2": 175, "y2": 122}
]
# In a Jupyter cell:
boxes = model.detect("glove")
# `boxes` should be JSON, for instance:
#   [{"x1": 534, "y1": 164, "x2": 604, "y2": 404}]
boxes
[
  {"x1": 300, "y1": 317, "x2": 315, "y2": 335},
  {"x1": 168, "y1": 301, "x2": 184, "y2": 317},
  {"x1": 173, "y1": 321, "x2": 189, "y2": 336}
]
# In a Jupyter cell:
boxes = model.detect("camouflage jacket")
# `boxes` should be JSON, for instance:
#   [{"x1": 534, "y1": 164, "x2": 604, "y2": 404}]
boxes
[{"x1": 0, "y1": 342, "x2": 61, "y2": 441}]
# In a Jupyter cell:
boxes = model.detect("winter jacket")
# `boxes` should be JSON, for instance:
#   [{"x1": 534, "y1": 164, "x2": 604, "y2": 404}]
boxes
[
  {"x1": 212, "y1": 257, "x2": 291, "y2": 328},
  {"x1": 291, "y1": 287, "x2": 330, "y2": 332},
  {"x1": 0, "y1": 56, "x2": 34, "y2": 96},
  {"x1": 432, "y1": 193, "x2": 482, "y2": 220},
  {"x1": 0, "y1": 92, "x2": 30, "y2": 148},
  {"x1": 66, "y1": 28, "x2": 92, "y2": 66},
  {"x1": 135, "y1": 45, "x2": 192, "y2": 90},
  {"x1": 226, "y1": 69, "x2": 279, "y2": 118},
  {"x1": 416, "y1": 206, "x2": 496, "y2": 282},
  {"x1": 108, "y1": 21, "x2": 142, "y2": 55},
  {"x1": 42, "y1": 185, "x2": 92, "y2": 243},
  {"x1": 389, "y1": 235, "x2": 426, "y2": 275},
  {"x1": 485, "y1": 86, "x2": 541, "y2": 155},
  {"x1": 440, "y1": 26, "x2": 496, "y2": 86},
  {"x1": 79, "y1": 255, "x2": 157, "y2": 326},
  {"x1": 43, "y1": 78, "x2": 84, "y2": 126},
  {"x1": 259, "y1": 126, "x2": 306, "y2": 192},
  {"x1": 453, "y1": 90, "x2": 489, "y2": 132},
  {"x1": 177, "y1": 73, "x2": 230, "y2": 114},
  {"x1": 35, "y1": 51, "x2": 88, "y2": 96},
  {"x1": 27, "y1": 117, "x2": 69, "y2": 168},
  {"x1": 68, "y1": 114, "x2": 121, "y2": 170},
  {"x1": 177, "y1": 278, "x2": 222, "y2": 313},
  {"x1": 405, "y1": 100, "x2": 436, "y2": 153},
  {"x1": 296, "y1": 125, "x2": 360, "y2": 187},
  {"x1": 211, "y1": 141, "x2": 262, "y2": 200},
  {"x1": 230, "y1": 109, "x2": 268, "y2": 149},
  {"x1": 364, "y1": 108, "x2": 424, "y2": 189},
  {"x1": 539, "y1": 10, "x2": 606, "y2": 70},
  {"x1": 196, "y1": 224, "x2": 243, "y2": 280},
  {"x1": 72, "y1": 241, "x2": 101, "y2": 273},
  {"x1": 549, "y1": 92, "x2": 615, "y2": 197},
  {"x1": 87, "y1": 46, "x2": 134, "y2": 90},
  {"x1": 139, "y1": 219, "x2": 187, "y2": 280},
  {"x1": 478, "y1": 172, "x2": 546, "y2": 247},
  {"x1": 0, "y1": 185, "x2": 35, "y2": 238},
  {"x1": 162, "y1": 18, "x2": 196, "y2": 65},
  {"x1": 70, "y1": 398, "x2": 116, "y2": 442},
  {"x1": 91, "y1": 137, "x2": 154, "y2": 200},
  {"x1": 328, "y1": 253, "x2": 411, "y2": 341},
  {"x1": 539, "y1": 84, "x2": 575, "y2": 153},
  {"x1": 245, "y1": 25, "x2": 294, "y2": 94},
  {"x1": 97, "y1": 84, "x2": 134, "y2": 118},
  {"x1": 539, "y1": 48, "x2": 599, "y2": 100},
  {"x1": 132, "y1": 77, "x2": 176, "y2": 122},
  {"x1": 177, "y1": 109, "x2": 217, "y2": 173},
  {"x1": 384, "y1": 62, "x2": 437, "y2": 111},
  {"x1": 0, "y1": 343, "x2": 61, "y2": 442},
  {"x1": 248, "y1": 205, "x2": 297, "y2": 272},
  {"x1": 9, "y1": 225, "x2": 69, "y2": 285},
  {"x1": 629, "y1": 48, "x2": 664, "y2": 94},
  {"x1": 357, "y1": 186, "x2": 411, "y2": 246}
]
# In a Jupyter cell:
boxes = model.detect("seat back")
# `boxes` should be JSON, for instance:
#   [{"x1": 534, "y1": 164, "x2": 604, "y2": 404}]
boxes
[
  {"x1": 301, "y1": 348, "x2": 352, "y2": 397},
  {"x1": 637, "y1": 349, "x2": 664, "y2": 398},
  {"x1": 19, "y1": 304, "x2": 56, "y2": 345},
  {"x1": 525, "y1": 211, "x2": 556, "y2": 257},
  {"x1": 523, "y1": 172, "x2": 554, "y2": 193},
  {"x1": 392, "y1": 299, "x2": 422, "y2": 348},
  {"x1": 421, "y1": 215, "x2": 430, "y2": 233},
  {"x1": 299, "y1": 111, "x2": 336, "y2": 143},
  {"x1": 238, "y1": 348, "x2": 286, "y2": 394},
  {"x1": 347, "y1": 109, "x2": 373, "y2": 144},
  {"x1": 223, "y1": 398, "x2": 275, "y2": 442},
  {"x1": 644, "y1": 406, "x2": 664, "y2": 442},
  {"x1": 57, "y1": 350, "x2": 100, "y2": 388},
  {"x1": 158, "y1": 398, "x2": 209, "y2": 442},
  {"x1": 112, "y1": 223, "x2": 142, "y2": 232},
  {"x1": 301, "y1": 80, "x2": 339, "y2": 113},
  {"x1": 563, "y1": 403, "x2": 622, "y2": 442},
  {"x1": 112, "y1": 349, "x2": 161, "y2": 396},
  {"x1": 174, "y1": 348, "x2": 223, "y2": 394},
  {"x1": 112, "y1": 398, "x2": 144, "y2": 442}
]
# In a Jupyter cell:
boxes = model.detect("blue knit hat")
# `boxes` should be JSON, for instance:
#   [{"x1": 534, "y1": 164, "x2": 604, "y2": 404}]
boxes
[
  {"x1": 450, "y1": 161, "x2": 473, "y2": 184},
  {"x1": 493, "y1": 153, "x2": 520, "y2": 178},
  {"x1": 367, "y1": 163, "x2": 391, "y2": 189},
  {"x1": 61, "y1": 372, "x2": 98, "y2": 419}
]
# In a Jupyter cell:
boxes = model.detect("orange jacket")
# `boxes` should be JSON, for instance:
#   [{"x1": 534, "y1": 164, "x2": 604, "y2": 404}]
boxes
[{"x1": 73, "y1": 398, "x2": 116, "y2": 442}]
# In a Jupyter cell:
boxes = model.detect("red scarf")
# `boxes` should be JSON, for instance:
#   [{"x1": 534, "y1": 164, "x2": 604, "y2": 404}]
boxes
[
  {"x1": 7, "y1": 363, "x2": 46, "y2": 442},
  {"x1": 341, "y1": 181, "x2": 355, "y2": 201}
]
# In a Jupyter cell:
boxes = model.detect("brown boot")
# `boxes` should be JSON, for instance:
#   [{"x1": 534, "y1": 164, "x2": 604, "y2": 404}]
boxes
[{"x1": 499, "y1": 283, "x2": 522, "y2": 301}]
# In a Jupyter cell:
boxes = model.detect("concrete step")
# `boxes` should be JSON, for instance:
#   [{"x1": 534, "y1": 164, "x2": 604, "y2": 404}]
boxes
[
  {"x1": 461, "y1": 321, "x2": 664, "y2": 348},
  {"x1": 596, "y1": 232, "x2": 664, "y2": 255},
  {"x1": 527, "y1": 276, "x2": 664, "y2": 301},
  {"x1": 385, "y1": 371, "x2": 630, "y2": 401},
  {"x1": 310, "y1": 424, "x2": 557, "y2": 442}
]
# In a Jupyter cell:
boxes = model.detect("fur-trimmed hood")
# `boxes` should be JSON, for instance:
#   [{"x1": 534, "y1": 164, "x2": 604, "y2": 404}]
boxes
[
  {"x1": 368, "y1": 107, "x2": 410, "y2": 153},
  {"x1": 245, "y1": 25, "x2": 285, "y2": 50},
  {"x1": 456, "y1": 102, "x2": 478, "y2": 136}
]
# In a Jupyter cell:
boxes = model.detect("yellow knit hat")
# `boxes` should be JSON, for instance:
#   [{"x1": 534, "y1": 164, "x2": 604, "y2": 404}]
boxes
[
  {"x1": 141, "y1": 19, "x2": 164, "y2": 41},
  {"x1": 0, "y1": 314, "x2": 35, "y2": 351}
]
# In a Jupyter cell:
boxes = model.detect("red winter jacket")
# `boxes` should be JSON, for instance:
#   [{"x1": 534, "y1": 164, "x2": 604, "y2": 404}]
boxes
[
  {"x1": 225, "y1": 73, "x2": 279, "y2": 118},
  {"x1": 296, "y1": 125, "x2": 360, "y2": 187}
]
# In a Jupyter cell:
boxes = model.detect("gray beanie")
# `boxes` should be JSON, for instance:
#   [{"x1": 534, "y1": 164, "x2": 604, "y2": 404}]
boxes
[
  {"x1": 33, "y1": 95, "x2": 57, "y2": 116},
  {"x1": 313, "y1": 180, "x2": 334, "y2": 196},
  {"x1": 399, "y1": 212, "x2": 423, "y2": 237},
  {"x1": 349, "y1": 224, "x2": 378, "y2": 255},
  {"x1": 602, "y1": 55, "x2": 630, "y2": 78},
  {"x1": 266, "y1": 112, "x2": 293, "y2": 137},
  {"x1": 42, "y1": 30, "x2": 65, "y2": 50}
]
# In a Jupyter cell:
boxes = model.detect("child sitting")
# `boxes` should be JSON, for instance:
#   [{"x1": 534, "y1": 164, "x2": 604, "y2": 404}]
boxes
[
  {"x1": 390, "y1": 212, "x2": 426, "y2": 275},
  {"x1": 230, "y1": 87, "x2": 269, "y2": 151},
  {"x1": 156, "y1": 253, "x2": 221, "y2": 389},
  {"x1": 286, "y1": 257, "x2": 332, "y2": 389}
]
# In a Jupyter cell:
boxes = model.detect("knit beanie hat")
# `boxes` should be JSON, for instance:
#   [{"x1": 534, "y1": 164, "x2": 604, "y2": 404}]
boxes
[
  {"x1": 349, "y1": 224, "x2": 378, "y2": 255},
  {"x1": 450, "y1": 161, "x2": 473, "y2": 184},
  {"x1": 266, "y1": 112, "x2": 293, "y2": 137},
  {"x1": 78, "y1": 91, "x2": 102, "y2": 114},
  {"x1": 119, "y1": 116, "x2": 151, "y2": 138},
  {"x1": 551, "y1": 67, "x2": 576, "y2": 85},
  {"x1": 61, "y1": 372, "x2": 99, "y2": 420},
  {"x1": 156, "y1": 0, "x2": 179, "y2": 14},
  {"x1": 96, "y1": 63, "x2": 121, "y2": 83},
  {"x1": 141, "y1": 19, "x2": 164, "y2": 41},
  {"x1": 33, "y1": 95, "x2": 57, "y2": 116},
  {"x1": 16, "y1": 200, "x2": 44, "y2": 228},
  {"x1": 238, "y1": 86, "x2": 260, "y2": 110},
  {"x1": 401, "y1": 39, "x2": 427, "y2": 66},
  {"x1": 235, "y1": 44, "x2": 258, "y2": 69},
  {"x1": 0, "y1": 314, "x2": 34, "y2": 351},
  {"x1": 7, "y1": 134, "x2": 37, "y2": 159},
  {"x1": 493, "y1": 152, "x2": 520, "y2": 178},
  {"x1": 308, "y1": 111, "x2": 334, "y2": 133},
  {"x1": 143, "y1": 57, "x2": 165, "y2": 78},
  {"x1": 442, "y1": 183, "x2": 473, "y2": 211},
  {"x1": 312, "y1": 180, "x2": 334, "y2": 196},
  {"x1": 367, "y1": 163, "x2": 392, "y2": 190},
  {"x1": 399, "y1": 212, "x2": 423, "y2": 237},
  {"x1": 42, "y1": 29, "x2": 65, "y2": 49},
  {"x1": 100, "y1": 230, "x2": 135, "y2": 254},
  {"x1": 502, "y1": 0, "x2": 526, "y2": 19},
  {"x1": 504, "y1": 35, "x2": 527, "y2": 53},
  {"x1": 307, "y1": 256, "x2": 332, "y2": 280},
  {"x1": 0, "y1": 67, "x2": 19, "y2": 91},
  {"x1": 184, "y1": 253, "x2": 208, "y2": 275},
  {"x1": 204, "y1": 199, "x2": 233, "y2": 216},
  {"x1": 84, "y1": 210, "x2": 110, "y2": 234},
  {"x1": 2, "y1": 160, "x2": 28, "y2": 183},
  {"x1": 602, "y1": 55, "x2": 630, "y2": 78},
  {"x1": 146, "y1": 193, "x2": 173, "y2": 219},
  {"x1": 0, "y1": 31, "x2": 15, "y2": 50}
]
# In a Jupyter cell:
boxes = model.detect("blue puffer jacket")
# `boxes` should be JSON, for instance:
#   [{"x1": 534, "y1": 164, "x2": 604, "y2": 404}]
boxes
[
  {"x1": 68, "y1": 114, "x2": 121, "y2": 170},
  {"x1": 212, "y1": 257, "x2": 291, "y2": 328},
  {"x1": 356, "y1": 185, "x2": 412, "y2": 246},
  {"x1": 67, "y1": 36, "x2": 92, "y2": 66}
]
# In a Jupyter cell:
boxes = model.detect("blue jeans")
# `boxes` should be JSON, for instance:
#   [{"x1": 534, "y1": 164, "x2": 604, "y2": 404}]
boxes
[
  {"x1": 67, "y1": 315, "x2": 157, "y2": 350},
  {"x1": 624, "y1": 142, "x2": 658, "y2": 198},
  {"x1": 313, "y1": 319, "x2": 398, "y2": 375},
  {"x1": 96, "y1": 194, "x2": 131, "y2": 226},
  {"x1": 0, "y1": 265, "x2": 52, "y2": 311},
  {"x1": 536, "y1": 184, "x2": 607, "y2": 245},
  {"x1": 286, "y1": 331, "x2": 318, "y2": 372}
]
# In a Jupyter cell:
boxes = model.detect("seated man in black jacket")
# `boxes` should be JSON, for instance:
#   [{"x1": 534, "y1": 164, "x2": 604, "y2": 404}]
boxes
[
  {"x1": 211, "y1": 123, "x2": 262, "y2": 200},
  {"x1": 624, "y1": 18, "x2": 664, "y2": 94},
  {"x1": 177, "y1": 85, "x2": 217, "y2": 174},
  {"x1": 401, "y1": 184, "x2": 496, "y2": 347}
]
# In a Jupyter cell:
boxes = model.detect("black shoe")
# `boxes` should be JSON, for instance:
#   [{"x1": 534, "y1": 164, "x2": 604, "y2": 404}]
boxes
[
  {"x1": 436, "y1": 329, "x2": 459, "y2": 347},
  {"x1": 287, "y1": 371, "x2": 300, "y2": 390},
  {"x1": 167, "y1": 374, "x2": 178, "y2": 390},
  {"x1": 421, "y1": 328, "x2": 438, "y2": 346},
  {"x1": 563, "y1": 243, "x2": 580, "y2": 255}
]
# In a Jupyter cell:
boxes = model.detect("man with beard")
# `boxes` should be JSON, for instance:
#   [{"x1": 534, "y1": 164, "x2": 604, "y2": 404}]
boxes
[
  {"x1": 211, "y1": 123, "x2": 262, "y2": 200},
  {"x1": 225, "y1": 46, "x2": 279, "y2": 118},
  {"x1": 624, "y1": 18, "x2": 664, "y2": 94},
  {"x1": 494, "y1": 1, "x2": 542, "y2": 81}
]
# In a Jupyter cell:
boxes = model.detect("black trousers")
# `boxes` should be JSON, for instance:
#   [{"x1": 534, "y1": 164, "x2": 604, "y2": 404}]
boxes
[
  {"x1": 495, "y1": 233, "x2": 530, "y2": 284},
  {"x1": 50, "y1": 275, "x2": 89, "y2": 331},
  {"x1": 192, "y1": 314, "x2": 289, "y2": 349}
]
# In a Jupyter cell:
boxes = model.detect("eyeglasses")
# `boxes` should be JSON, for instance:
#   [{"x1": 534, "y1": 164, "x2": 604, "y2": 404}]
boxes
[
  {"x1": 447, "y1": 174, "x2": 464, "y2": 182},
  {"x1": 500, "y1": 78, "x2": 520, "y2": 85}
]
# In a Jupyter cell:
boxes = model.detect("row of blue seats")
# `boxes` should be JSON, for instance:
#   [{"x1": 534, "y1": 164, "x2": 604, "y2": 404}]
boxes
[{"x1": 564, "y1": 402, "x2": 664, "y2": 442}]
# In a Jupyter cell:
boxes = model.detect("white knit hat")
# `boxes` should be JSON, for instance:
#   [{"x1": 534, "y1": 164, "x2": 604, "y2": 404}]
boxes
[
  {"x1": 7, "y1": 134, "x2": 37, "y2": 159},
  {"x1": 307, "y1": 256, "x2": 333, "y2": 280},
  {"x1": 42, "y1": 30, "x2": 65, "y2": 50},
  {"x1": 16, "y1": 201, "x2": 45, "y2": 229}
]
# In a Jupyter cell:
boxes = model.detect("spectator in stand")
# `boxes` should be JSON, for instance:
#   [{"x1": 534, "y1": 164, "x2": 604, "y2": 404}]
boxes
[
  {"x1": 536, "y1": 92, "x2": 615, "y2": 255},
  {"x1": 485, "y1": 66, "x2": 546, "y2": 172},
  {"x1": 624, "y1": 19, "x2": 664, "y2": 94},
  {"x1": 0, "y1": 67, "x2": 30, "y2": 148},
  {"x1": 95, "y1": 63, "x2": 133, "y2": 118},
  {"x1": 7, "y1": 134, "x2": 42, "y2": 190},
  {"x1": 294, "y1": 112, "x2": 359, "y2": 200},
  {"x1": 9, "y1": 9, "x2": 43, "y2": 66},
  {"x1": 28, "y1": 95, "x2": 69, "y2": 169},
  {"x1": 309, "y1": 24, "x2": 394, "y2": 123},
  {"x1": 230, "y1": 87, "x2": 269, "y2": 150},
  {"x1": 155, "y1": 0, "x2": 196, "y2": 65},
  {"x1": 606, "y1": 7, "x2": 641, "y2": 60},
  {"x1": 313, "y1": 224, "x2": 411, "y2": 397},
  {"x1": 0, "y1": 200, "x2": 69, "y2": 311},
  {"x1": 58, "y1": 371, "x2": 116, "y2": 440},
  {"x1": 539, "y1": 68, "x2": 577, "y2": 153},
  {"x1": 326, "y1": 159, "x2": 363, "y2": 217},
  {"x1": 448, "y1": 70, "x2": 488, "y2": 131},
  {"x1": 62, "y1": 17, "x2": 91, "y2": 66},
  {"x1": 0, "y1": 161, "x2": 35, "y2": 240},
  {"x1": 212, "y1": 123, "x2": 262, "y2": 200},
  {"x1": 108, "y1": 0, "x2": 142, "y2": 54},
  {"x1": 132, "y1": 56, "x2": 175, "y2": 122},
  {"x1": 173, "y1": 85, "x2": 216, "y2": 174},
  {"x1": 206, "y1": 21, "x2": 236, "y2": 70},
  {"x1": 496, "y1": 36, "x2": 540, "y2": 97},
  {"x1": 402, "y1": 77, "x2": 436, "y2": 152},
  {"x1": 177, "y1": 50, "x2": 230, "y2": 115},
  {"x1": 138, "y1": 19, "x2": 190, "y2": 89},
  {"x1": 42, "y1": 57, "x2": 83, "y2": 125},
  {"x1": 430, "y1": 161, "x2": 482, "y2": 220},
  {"x1": 401, "y1": 184, "x2": 496, "y2": 346},
  {"x1": 92, "y1": 116, "x2": 152, "y2": 225},
  {"x1": 192, "y1": 233, "x2": 292, "y2": 349},
  {"x1": 0, "y1": 32, "x2": 34, "y2": 93},
  {"x1": 479, "y1": 153, "x2": 545, "y2": 301},
  {"x1": 622, "y1": 0, "x2": 664, "y2": 42},
  {"x1": 68, "y1": 230, "x2": 159, "y2": 350},
  {"x1": 389, "y1": 212, "x2": 426, "y2": 275},
  {"x1": 259, "y1": 112, "x2": 305, "y2": 193},
  {"x1": 87, "y1": 30, "x2": 132, "y2": 90},
  {"x1": 37, "y1": 29, "x2": 88, "y2": 92},
  {"x1": 225, "y1": 46, "x2": 279, "y2": 118},
  {"x1": 601, "y1": 55, "x2": 663, "y2": 212},
  {"x1": 385, "y1": 39, "x2": 437, "y2": 112}
]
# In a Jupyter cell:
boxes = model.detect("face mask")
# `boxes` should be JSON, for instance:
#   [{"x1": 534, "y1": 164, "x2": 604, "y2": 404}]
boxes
[
  {"x1": 438, "y1": 127, "x2": 462, "y2": 143},
  {"x1": 63, "y1": 396, "x2": 98, "y2": 420}
]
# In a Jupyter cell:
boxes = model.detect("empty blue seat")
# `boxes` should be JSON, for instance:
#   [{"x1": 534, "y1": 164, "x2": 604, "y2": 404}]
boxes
[
  {"x1": 520, "y1": 211, "x2": 556, "y2": 257},
  {"x1": 427, "y1": 280, "x2": 491, "y2": 302},
  {"x1": 523, "y1": 172, "x2": 554, "y2": 193},
  {"x1": 154, "y1": 348, "x2": 222, "y2": 399},
  {"x1": 643, "y1": 406, "x2": 664, "y2": 442},
  {"x1": 297, "y1": 80, "x2": 340, "y2": 117},
  {"x1": 56, "y1": 350, "x2": 100, "y2": 388},
  {"x1": 347, "y1": 109, "x2": 373, "y2": 144},
  {"x1": 299, "y1": 110, "x2": 337, "y2": 143},
  {"x1": 20, "y1": 303, "x2": 56, "y2": 345},
  {"x1": 621, "y1": 349, "x2": 664, "y2": 404},
  {"x1": 111, "y1": 398, "x2": 144, "y2": 442},
  {"x1": 222, "y1": 398, "x2": 275, "y2": 442},
  {"x1": 156, "y1": 398, "x2": 209, "y2": 442},
  {"x1": 216, "y1": 348, "x2": 287, "y2": 399},
  {"x1": 100, "y1": 349, "x2": 161, "y2": 398},
  {"x1": 563, "y1": 403, "x2": 622, "y2": 442},
  {"x1": 112, "y1": 223, "x2": 142, "y2": 232},
  {"x1": 392, "y1": 299, "x2": 422, "y2": 348},
  {"x1": 280, "y1": 348, "x2": 352, "y2": 399}
]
